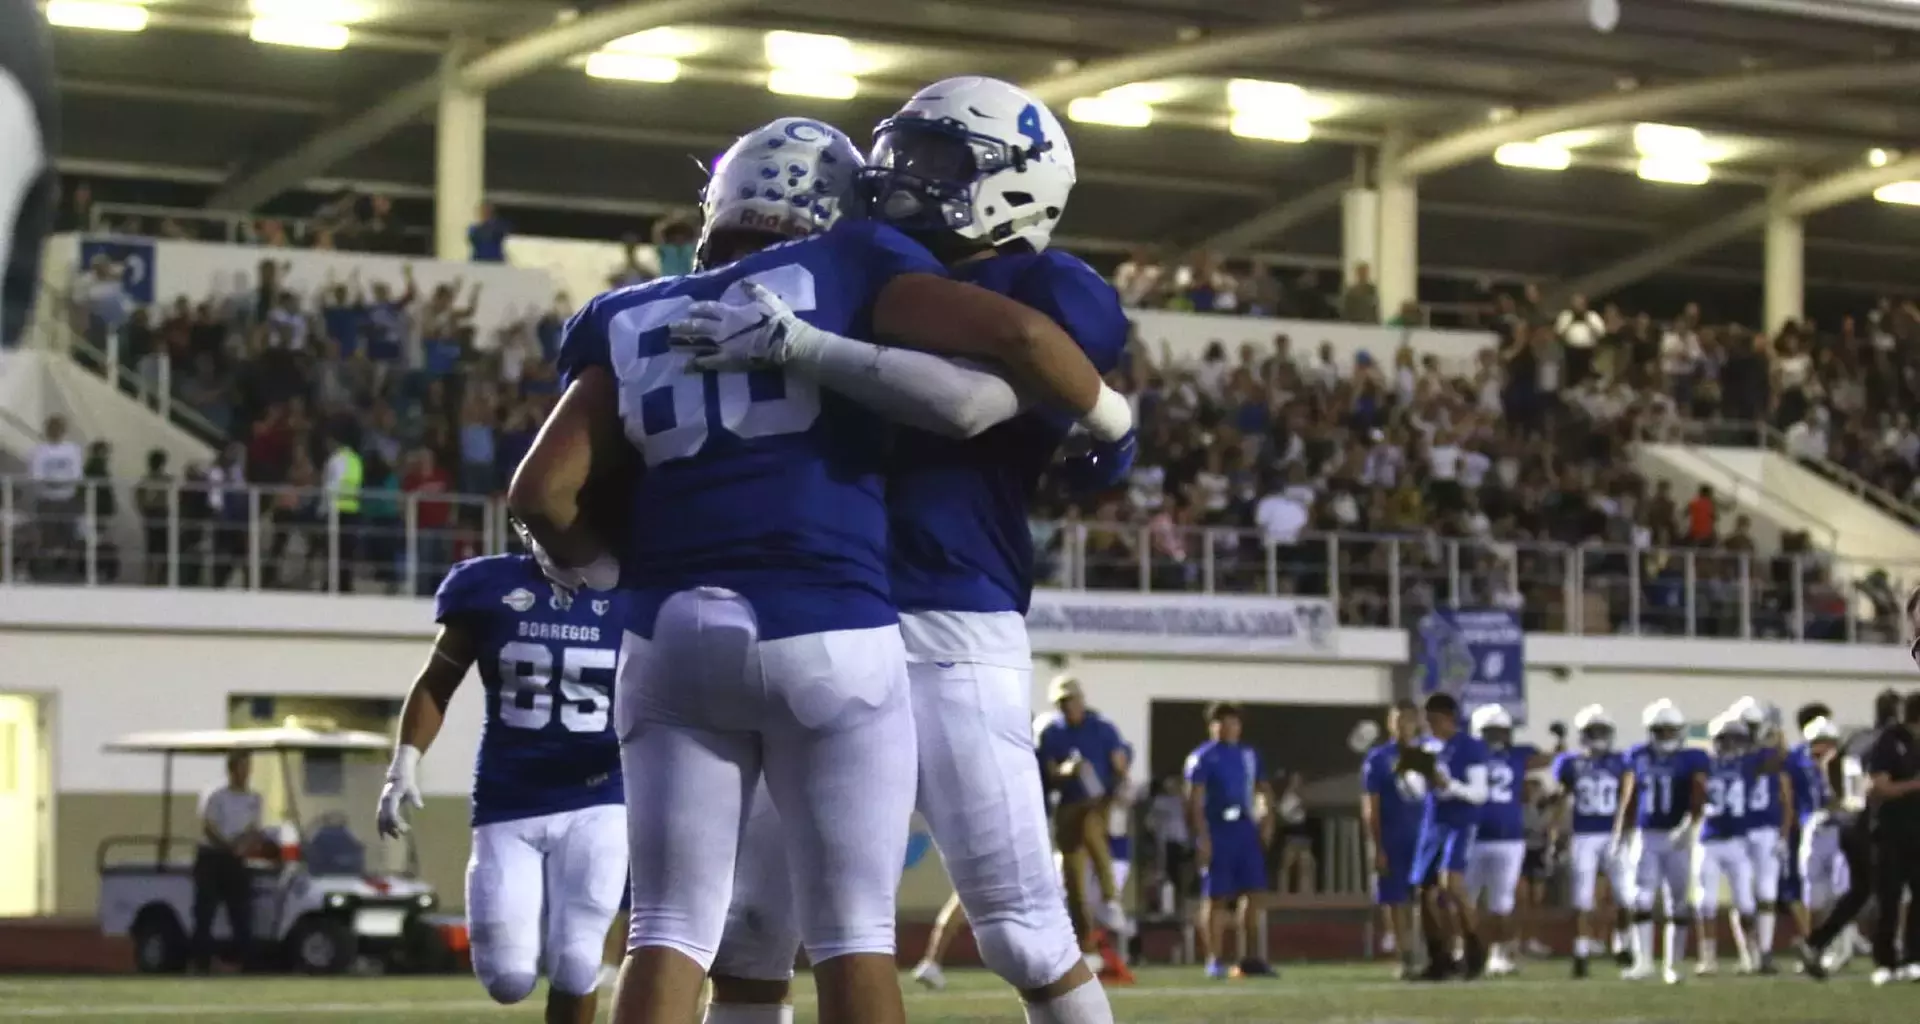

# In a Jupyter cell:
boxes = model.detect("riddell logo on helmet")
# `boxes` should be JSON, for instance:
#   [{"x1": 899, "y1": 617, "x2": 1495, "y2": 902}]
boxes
[{"x1": 737, "y1": 208, "x2": 808, "y2": 236}]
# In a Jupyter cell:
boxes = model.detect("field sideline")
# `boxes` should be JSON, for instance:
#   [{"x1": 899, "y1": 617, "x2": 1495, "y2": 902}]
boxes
[{"x1": 0, "y1": 964, "x2": 1913, "y2": 1022}]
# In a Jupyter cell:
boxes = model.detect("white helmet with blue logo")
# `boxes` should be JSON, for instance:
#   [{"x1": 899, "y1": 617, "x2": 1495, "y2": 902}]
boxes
[
  {"x1": 863, "y1": 76, "x2": 1076, "y2": 253},
  {"x1": 697, "y1": 117, "x2": 863, "y2": 268}
]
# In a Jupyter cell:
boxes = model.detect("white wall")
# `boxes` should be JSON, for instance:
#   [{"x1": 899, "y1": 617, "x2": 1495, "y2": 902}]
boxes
[
  {"x1": 504, "y1": 235, "x2": 659, "y2": 310},
  {"x1": 1127, "y1": 309, "x2": 1498, "y2": 376},
  {"x1": 1750, "y1": 451, "x2": 1920, "y2": 566}
]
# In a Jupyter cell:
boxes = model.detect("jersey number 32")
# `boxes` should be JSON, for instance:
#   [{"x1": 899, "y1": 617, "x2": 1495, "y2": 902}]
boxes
[
  {"x1": 612, "y1": 264, "x2": 822, "y2": 467},
  {"x1": 497, "y1": 641, "x2": 616, "y2": 733}
]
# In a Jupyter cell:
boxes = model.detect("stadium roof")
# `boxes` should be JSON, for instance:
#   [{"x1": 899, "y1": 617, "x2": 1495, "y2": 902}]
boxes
[{"x1": 46, "y1": 0, "x2": 1920, "y2": 295}]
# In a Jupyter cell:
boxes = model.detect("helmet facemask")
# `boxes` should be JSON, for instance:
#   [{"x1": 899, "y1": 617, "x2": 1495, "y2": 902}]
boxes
[{"x1": 861, "y1": 115, "x2": 1053, "y2": 258}]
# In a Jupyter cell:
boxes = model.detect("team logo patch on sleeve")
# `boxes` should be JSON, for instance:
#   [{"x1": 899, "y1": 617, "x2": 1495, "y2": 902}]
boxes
[{"x1": 503, "y1": 588, "x2": 536, "y2": 612}]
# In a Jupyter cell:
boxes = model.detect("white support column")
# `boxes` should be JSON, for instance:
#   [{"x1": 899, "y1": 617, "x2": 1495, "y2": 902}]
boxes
[
  {"x1": 1341, "y1": 149, "x2": 1379, "y2": 290},
  {"x1": 1763, "y1": 173, "x2": 1804, "y2": 334},
  {"x1": 434, "y1": 44, "x2": 485, "y2": 263},
  {"x1": 1375, "y1": 128, "x2": 1419, "y2": 322}
]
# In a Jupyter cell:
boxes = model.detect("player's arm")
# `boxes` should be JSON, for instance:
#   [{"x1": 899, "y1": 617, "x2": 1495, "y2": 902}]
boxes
[
  {"x1": 1611, "y1": 770, "x2": 1637, "y2": 845},
  {"x1": 377, "y1": 621, "x2": 479, "y2": 837},
  {"x1": 507, "y1": 367, "x2": 626, "y2": 584},
  {"x1": 1360, "y1": 786, "x2": 1383, "y2": 865}
]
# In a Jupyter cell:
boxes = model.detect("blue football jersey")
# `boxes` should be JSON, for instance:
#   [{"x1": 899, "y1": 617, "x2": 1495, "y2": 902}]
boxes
[
  {"x1": 886, "y1": 250, "x2": 1128, "y2": 615},
  {"x1": 1785, "y1": 744, "x2": 1825, "y2": 824},
  {"x1": 1479, "y1": 744, "x2": 1537, "y2": 841},
  {"x1": 1425, "y1": 733, "x2": 1490, "y2": 830},
  {"x1": 1185, "y1": 739, "x2": 1263, "y2": 833},
  {"x1": 1553, "y1": 750, "x2": 1628, "y2": 835},
  {"x1": 1628, "y1": 743, "x2": 1709, "y2": 830},
  {"x1": 1702, "y1": 752, "x2": 1759, "y2": 841},
  {"x1": 1362, "y1": 742, "x2": 1425, "y2": 844},
  {"x1": 434, "y1": 554, "x2": 626, "y2": 827},
  {"x1": 1742, "y1": 755, "x2": 1784, "y2": 831},
  {"x1": 556, "y1": 220, "x2": 946, "y2": 641}
]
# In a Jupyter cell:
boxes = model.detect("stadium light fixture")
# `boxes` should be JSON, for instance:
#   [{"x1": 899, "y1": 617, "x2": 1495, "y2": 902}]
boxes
[
  {"x1": 45, "y1": 1, "x2": 149, "y2": 32},
  {"x1": 1870, "y1": 147, "x2": 1894, "y2": 168},
  {"x1": 767, "y1": 69, "x2": 859, "y2": 100},
  {"x1": 1066, "y1": 94, "x2": 1153, "y2": 129},
  {"x1": 250, "y1": 18, "x2": 350, "y2": 50},
  {"x1": 1632, "y1": 122, "x2": 1707, "y2": 159},
  {"x1": 1636, "y1": 155, "x2": 1711, "y2": 186},
  {"x1": 585, "y1": 53, "x2": 681, "y2": 83},
  {"x1": 763, "y1": 30, "x2": 852, "y2": 68},
  {"x1": 1230, "y1": 112, "x2": 1312, "y2": 143},
  {"x1": 251, "y1": 0, "x2": 364, "y2": 22},
  {"x1": 1494, "y1": 141, "x2": 1572, "y2": 171},
  {"x1": 605, "y1": 26, "x2": 702, "y2": 58},
  {"x1": 1225, "y1": 79, "x2": 1314, "y2": 143},
  {"x1": 1873, "y1": 181, "x2": 1920, "y2": 206}
]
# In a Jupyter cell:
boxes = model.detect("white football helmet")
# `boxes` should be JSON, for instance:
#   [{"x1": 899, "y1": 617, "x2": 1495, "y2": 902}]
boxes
[
  {"x1": 1643, "y1": 699, "x2": 1686, "y2": 752},
  {"x1": 696, "y1": 117, "x2": 864, "y2": 267},
  {"x1": 1802, "y1": 715, "x2": 1841, "y2": 747},
  {"x1": 1708, "y1": 712, "x2": 1749, "y2": 757},
  {"x1": 862, "y1": 76, "x2": 1075, "y2": 252},
  {"x1": 1573, "y1": 704, "x2": 1615, "y2": 753},
  {"x1": 1731, "y1": 695, "x2": 1779, "y2": 742},
  {"x1": 1470, "y1": 704, "x2": 1514, "y2": 748}
]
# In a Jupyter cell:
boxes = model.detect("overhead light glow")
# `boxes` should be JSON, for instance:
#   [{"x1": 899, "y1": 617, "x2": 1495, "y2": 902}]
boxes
[
  {"x1": 1066, "y1": 95, "x2": 1153, "y2": 129},
  {"x1": 45, "y1": 0, "x2": 149, "y2": 32},
  {"x1": 1873, "y1": 180, "x2": 1920, "y2": 206},
  {"x1": 1870, "y1": 147, "x2": 1894, "y2": 168},
  {"x1": 585, "y1": 52, "x2": 681, "y2": 83},
  {"x1": 766, "y1": 68, "x2": 858, "y2": 100},
  {"x1": 605, "y1": 26, "x2": 702, "y2": 58},
  {"x1": 1227, "y1": 78, "x2": 1307, "y2": 112},
  {"x1": 251, "y1": 0, "x2": 364, "y2": 22},
  {"x1": 1230, "y1": 111, "x2": 1312, "y2": 143},
  {"x1": 1637, "y1": 156, "x2": 1711, "y2": 186},
  {"x1": 763, "y1": 30, "x2": 851, "y2": 68},
  {"x1": 249, "y1": 18, "x2": 350, "y2": 50},
  {"x1": 1494, "y1": 141, "x2": 1571, "y2": 171},
  {"x1": 1633, "y1": 122, "x2": 1706, "y2": 158},
  {"x1": 1103, "y1": 81, "x2": 1179, "y2": 105},
  {"x1": 1537, "y1": 128, "x2": 1599, "y2": 150}
]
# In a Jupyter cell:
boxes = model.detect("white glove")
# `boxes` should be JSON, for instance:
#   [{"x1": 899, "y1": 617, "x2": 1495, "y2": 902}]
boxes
[
  {"x1": 377, "y1": 745, "x2": 425, "y2": 838},
  {"x1": 1666, "y1": 816, "x2": 1694, "y2": 847},
  {"x1": 666, "y1": 282, "x2": 825, "y2": 373}
]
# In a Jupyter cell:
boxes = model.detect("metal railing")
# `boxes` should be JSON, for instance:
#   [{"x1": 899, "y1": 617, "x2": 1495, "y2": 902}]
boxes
[
  {"x1": 1, "y1": 474, "x2": 1909, "y2": 646},
  {"x1": 1657, "y1": 418, "x2": 1920, "y2": 532}
]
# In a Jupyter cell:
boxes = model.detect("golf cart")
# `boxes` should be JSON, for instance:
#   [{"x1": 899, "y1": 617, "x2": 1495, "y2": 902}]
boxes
[{"x1": 96, "y1": 721, "x2": 446, "y2": 974}]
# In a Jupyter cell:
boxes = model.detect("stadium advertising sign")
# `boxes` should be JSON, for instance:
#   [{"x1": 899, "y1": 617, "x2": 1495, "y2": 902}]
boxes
[
  {"x1": 1413, "y1": 608, "x2": 1527, "y2": 722},
  {"x1": 1026, "y1": 590, "x2": 1336, "y2": 656}
]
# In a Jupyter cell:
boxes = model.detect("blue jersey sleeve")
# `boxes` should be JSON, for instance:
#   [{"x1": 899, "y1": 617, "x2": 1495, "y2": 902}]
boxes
[
  {"x1": 815, "y1": 220, "x2": 946, "y2": 320},
  {"x1": 1009, "y1": 251, "x2": 1130, "y2": 375},
  {"x1": 1551, "y1": 752, "x2": 1573, "y2": 788},
  {"x1": 554, "y1": 300, "x2": 610, "y2": 388},
  {"x1": 1364, "y1": 749, "x2": 1388, "y2": 795},
  {"x1": 1183, "y1": 746, "x2": 1210, "y2": 786},
  {"x1": 433, "y1": 557, "x2": 495, "y2": 624}
]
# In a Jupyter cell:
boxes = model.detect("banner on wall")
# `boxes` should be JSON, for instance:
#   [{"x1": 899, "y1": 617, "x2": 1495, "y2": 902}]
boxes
[
  {"x1": 1026, "y1": 590, "x2": 1336, "y2": 657},
  {"x1": 1412, "y1": 608, "x2": 1526, "y2": 723},
  {"x1": 79, "y1": 237, "x2": 156, "y2": 304}
]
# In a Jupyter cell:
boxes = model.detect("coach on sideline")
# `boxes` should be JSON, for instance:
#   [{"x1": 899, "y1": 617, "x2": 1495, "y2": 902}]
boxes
[
  {"x1": 1037, "y1": 675, "x2": 1132, "y2": 941},
  {"x1": 192, "y1": 752, "x2": 266, "y2": 973}
]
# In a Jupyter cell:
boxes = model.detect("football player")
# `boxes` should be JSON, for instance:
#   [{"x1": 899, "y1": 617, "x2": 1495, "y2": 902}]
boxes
[
  {"x1": 1613, "y1": 699, "x2": 1709, "y2": 984},
  {"x1": 676, "y1": 81, "x2": 1134, "y2": 1024},
  {"x1": 1464, "y1": 704, "x2": 1553, "y2": 976},
  {"x1": 377, "y1": 550, "x2": 630, "y2": 1024},
  {"x1": 1728, "y1": 697, "x2": 1792, "y2": 972},
  {"x1": 1409, "y1": 692, "x2": 1490, "y2": 981},
  {"x1": 1, "y1": 0, "x2": 57, "y2": 348},
  {"x1": 1693, "y1": 713, "x2": 1759, "y2": 975},
  {"x1": 1186, "y1": 702, "x2": 1277, "y2": 980},
  {"x1": 1361, "y1": 699, "x2": 1427, "y2": 978},
  {"x1": 1551, "y1": 704, "x2": 1633, "y2": 979},
  {"x1": 510, "y1": 118, "x2": 1126, "y2": 1024},
  {"x1": 1792, "y1": 716, "x2": 1845, "y2": 952}
]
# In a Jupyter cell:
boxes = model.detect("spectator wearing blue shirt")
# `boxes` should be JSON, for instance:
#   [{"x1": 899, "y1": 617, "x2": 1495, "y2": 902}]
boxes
[
  {"x1": 467, "y1": 203, "x2": 509, "y2": 263},
  {"x1": 1035, "y1": 675, "x2": 1132, "y2": 953},
  {"x1": 1411, "y1": 691, "x2": 1491, "y2": 980},
  {"x1": 1361, "y1": 698, "x2": 1426, "y2": 978},
  {"x1": 1184, "y1": 701, "x2": 1277, "y2": 980}
]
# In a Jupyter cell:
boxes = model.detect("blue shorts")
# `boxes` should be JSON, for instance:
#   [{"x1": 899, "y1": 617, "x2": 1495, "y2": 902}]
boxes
[
  {"x1": 1374, "y1": 832, "x2": 1419, "y2": 906},
  {"x1": 1778, "y1": 823, "x2": 1804, "y2": 903},
  {"x1": 1411, "y1": 821, "x2": 1476, "y2": 888},
  {"x1": 1202, "y1": 826, "x2": 1266, "y2": 899}
]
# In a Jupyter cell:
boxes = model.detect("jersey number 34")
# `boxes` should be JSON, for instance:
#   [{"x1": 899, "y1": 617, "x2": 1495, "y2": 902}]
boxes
[
  {"x1": 497, "y1": 641, "x2": 616, "y2": 733},
  {"x1": 611, "y1": 264, "x2": 823, "y2": 467}
]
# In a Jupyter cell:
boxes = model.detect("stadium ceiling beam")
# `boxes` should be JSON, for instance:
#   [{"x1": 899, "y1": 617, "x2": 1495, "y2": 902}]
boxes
[
  {"x1": 1558, "y1": 151, "x2": 1920, "y2": 300},
  {"x1": 1017, "y1": 0, "x2": 1616, "y2": 106},
  {"x1": 205, "y1": 0, "x2": 756, "y2": 212},
  {"x1": 1184, "y1": 57, "x2": 1920, "y2": 255}
]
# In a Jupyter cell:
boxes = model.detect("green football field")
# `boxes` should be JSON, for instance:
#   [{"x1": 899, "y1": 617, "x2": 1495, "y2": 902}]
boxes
[{"x1": 0, "y1": 964, "x2": 1913, "y2": 1022}]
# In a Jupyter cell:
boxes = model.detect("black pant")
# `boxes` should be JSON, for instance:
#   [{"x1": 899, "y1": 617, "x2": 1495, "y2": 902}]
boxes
[
  {"x1": 191, "y1": 846, "x2": 252, "y2": 970},
  {"x1": 1809, "y1": 824, "x2": 1874, "y2": 952},
  {"x1": 1870, "y1": 834, "x2": 1920, "y2": 969}
]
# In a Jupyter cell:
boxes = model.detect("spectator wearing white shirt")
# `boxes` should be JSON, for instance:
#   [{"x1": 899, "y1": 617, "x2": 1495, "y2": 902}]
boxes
[
  {"x1": 1113, "y1": 247, "x2": 1164, "y2": 308},
  {"x1": 1255, "y1": 466, "x2": 1315, "y2": 548},
  {"x1": 1554, "y1": 293, "x2": 1604, "y2": 388},
  {"x1": 192, "y1": 752, "x2": 263, "y2": 973},
  {"x1": 1425, "y1": 427, "x2": 1465, "y2": 515},
  {"x1": 1784, "y1": 407, "x2": 1831, "y2": 463},
  {"x1": 28, "y1": 415, "x2": 83, "y2": 506}
]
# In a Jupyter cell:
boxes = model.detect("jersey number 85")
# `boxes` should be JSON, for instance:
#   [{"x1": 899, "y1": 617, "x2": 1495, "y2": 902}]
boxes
[
  {"x1": 611, "y1": 264, "x2": 823, "y2": 467},
  {"x1": 497, "y1": 641, "x2": 616, "y2": 733}
]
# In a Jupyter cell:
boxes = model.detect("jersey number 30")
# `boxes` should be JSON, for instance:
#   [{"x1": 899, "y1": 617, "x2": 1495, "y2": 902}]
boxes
[
  {"x1": 611, "y1": 264, "x2": 822, "y2": 467},
  {"x1": 497, "y1": 642, "x2": 616, "y2": 733}
]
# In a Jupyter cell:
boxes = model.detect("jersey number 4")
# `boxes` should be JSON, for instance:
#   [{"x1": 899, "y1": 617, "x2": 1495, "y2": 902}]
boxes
[
  {"x1": 611, "y1": 264, "x2": 822, "y2": 467},
  {"x1": 497, "y1": 641, "x2": 617, "y2": 733}
]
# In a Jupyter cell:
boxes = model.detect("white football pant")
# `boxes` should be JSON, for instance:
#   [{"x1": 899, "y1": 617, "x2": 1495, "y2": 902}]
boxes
[
  {"x1": 1799, "y1": 822, "x2": 1845, "y2": 910},
  {"x1": 710, "y1": 780, "x2": 800, "y2": 981},
  {"x1": 1745, "y1": 826, "x2": 1781, "y2": 905},
  {"x1": 1630, "y1": 831, "x2": 1693, "y2": 914},
  {"x1": 1465, "y1": 839, "x2": 1526, "y2": 916},
  {"x1": 615, "y1": 587, "x2": 916, "y2": 970},
  {"x1": 1693, "y1": 837, "x2": 1755, "y2": 917},
  {"x1": 1568, "y1": 833, "x2": 1633, "y2": 912},
  {"x1": 466, "y1": 803, "x2": 628, "y2": 1003}
]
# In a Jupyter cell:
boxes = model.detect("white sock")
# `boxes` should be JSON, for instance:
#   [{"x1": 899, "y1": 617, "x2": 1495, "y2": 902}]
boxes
[
  {"x1": 1634, "y1": 920, "x2": 1655, "y2": 965},
  {"x1": 1757, "y1": 911, "x2": 1776, "y2": 952},
  {"x1": 1699, "y1": 935, "x2": 1716, "y2": 963},
  {"x1": 1664, "y1": 924, "x2": 1689, "y2": 971},
  {"x1": 1025, "y1": 979, "x2": 1115, "y2": 1024},
  {"x1": 1612, "y1": 927, "x2": 1629, "y2": 953},
  {"x1": 704, "y1": 1006, "x2": 793, "y2": 1024},
  {"x1": 1574, "y1": 935, "x2": 1591, "y2": 957}
]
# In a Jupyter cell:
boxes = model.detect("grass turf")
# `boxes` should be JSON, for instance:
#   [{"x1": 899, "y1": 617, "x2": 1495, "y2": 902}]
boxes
[{"x1": 0, "y1": 963, "x2": 1910, "y2": 1021}]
